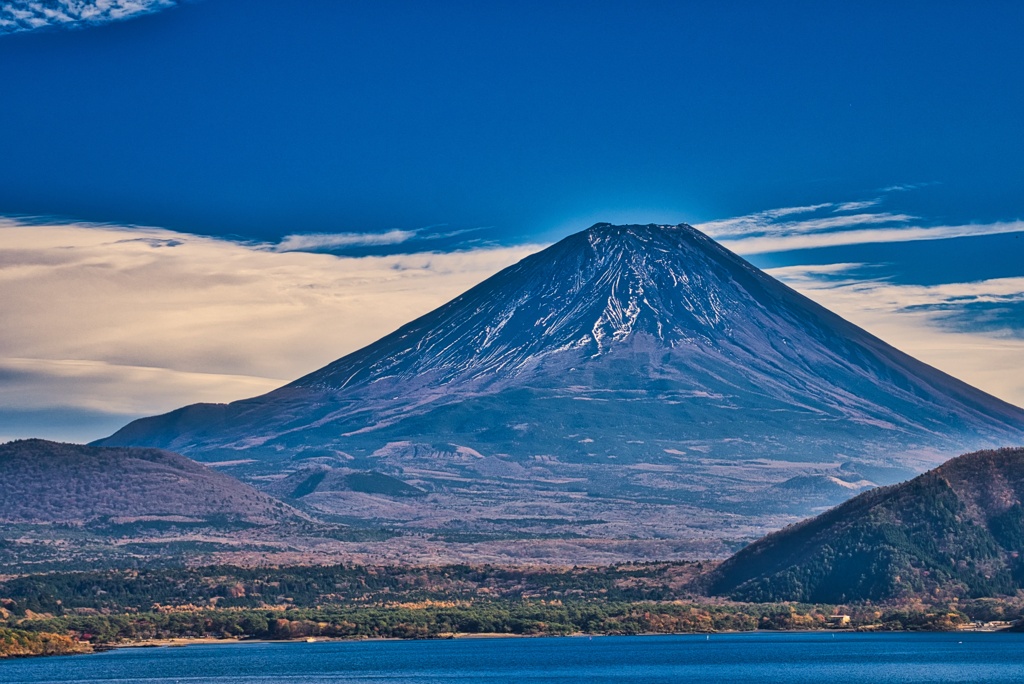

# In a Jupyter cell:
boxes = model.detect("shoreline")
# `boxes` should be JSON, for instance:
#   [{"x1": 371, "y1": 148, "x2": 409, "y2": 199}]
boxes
[
  {"x1": 109, "y1": 632, "x2": 545, "y2": 651},
  {"x1": 3, "y1": 626, "x2": 1010, "y2": 661},
  {"x1": 102, "y1": 625, "x2": 1015, "y2": 652}
]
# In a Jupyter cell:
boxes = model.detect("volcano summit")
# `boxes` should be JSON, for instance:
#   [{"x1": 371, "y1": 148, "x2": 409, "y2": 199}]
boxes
[{"x1": 99, "y1": 224, "x2": 1024, "y2": 557}]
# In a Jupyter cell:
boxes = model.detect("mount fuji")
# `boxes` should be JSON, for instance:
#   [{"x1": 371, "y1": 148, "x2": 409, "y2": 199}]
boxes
[{"x1": 97, "y1": 224, "x2": 1024, "y2": 556}]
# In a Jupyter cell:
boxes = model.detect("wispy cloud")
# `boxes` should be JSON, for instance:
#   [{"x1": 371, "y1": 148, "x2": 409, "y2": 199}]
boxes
[
  {"x1": 759, "y1": 202, "x2": 834, "y2": 219},
  {"x1": 695, "y1": 195, "x2": 910, "y2": 243},
  {"x1": 0, "y1": 218, "x2": 542, "y2": 441},
  {"x1": 269, "y1": 226, "x2": 494, "y2": 253},
  {"x1": 718, "y1": 220, "x2": 1024, "y2": 255},
  {"x1": 774, "y1": 266, "x2": 1024, "y2": 307},
  {"x1": 833, "y1": 200, "x2": 881, "y2": 212},
  {"x1": 766, "y1": 262, "x2": 872, "y2": 283},
  {"x1": 0, "y1": 0, "x2": 178, "y2": 35},
  {"x1": 697, "y1": 190, "x2": 1024, "y2": 406},
  {"x1": 700, "y1": 211, "x2": 915, "y2": 241},
  {"x1": 695, "y1": 190, "x2": 1024, "y2": 256},
  {"x1": 0, "y1": 357, "x2": 279, "y2": 415},
  {"x1": 274, "y1": 229, "x2": 418, "y2": 252},
  {"x1": 879, "y1": 182, "x2": 940, "y2": 193}
]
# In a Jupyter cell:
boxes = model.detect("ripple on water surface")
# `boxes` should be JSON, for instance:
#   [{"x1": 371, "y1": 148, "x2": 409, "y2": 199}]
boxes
[{"x1": 2, "y1": 633, "x2": 1024, "y2": 684}]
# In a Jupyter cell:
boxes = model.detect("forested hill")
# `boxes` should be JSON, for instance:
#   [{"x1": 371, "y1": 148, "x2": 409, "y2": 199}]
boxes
[
  {"x1": 709, "y1": 447, "x2": 1024, "y2": 603},
  {"x1": 0, "y1": 627, "x2": 88, "y2": 658},
  {"x1": 0, "y1": 439, "x2": 300, "y2": 526}
]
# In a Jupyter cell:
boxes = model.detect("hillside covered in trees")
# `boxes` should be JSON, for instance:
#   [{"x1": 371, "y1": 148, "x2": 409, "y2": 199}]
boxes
[
  {"x1": 709, "y1": 447, "x2": 1024, "y2": 602},
  {"x1": 0, "y1": 563, "x2": 705, "y2": 614},
  {"x1": 0, "y1": 627, "x2": 89, "y2": 658},
  {"x1": 4, "y1": 563, "x2": 1022, "y2": 649}
]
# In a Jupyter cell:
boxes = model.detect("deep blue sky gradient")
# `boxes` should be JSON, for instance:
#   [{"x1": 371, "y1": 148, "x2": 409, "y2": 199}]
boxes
[{"x1": 2, "y1": 0, "x2": 1023, "y2": 243}]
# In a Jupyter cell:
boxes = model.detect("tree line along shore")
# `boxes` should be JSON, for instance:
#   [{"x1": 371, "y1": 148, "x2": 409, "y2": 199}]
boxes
[{"x1": 3, "y1": 563, "x2": 1024, "y2": 658}]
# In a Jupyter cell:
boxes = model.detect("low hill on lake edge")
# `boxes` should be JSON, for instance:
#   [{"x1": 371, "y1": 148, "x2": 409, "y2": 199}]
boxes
[
  {"x1": 709, "y1": 447, "x2": 1024, "y2": 602},
  {"x1": 0, "y1": 626, "x2": 90, "y2": 658},
  {"x1": 0, "y1": 439, "x2": 302, "y2": 527}
]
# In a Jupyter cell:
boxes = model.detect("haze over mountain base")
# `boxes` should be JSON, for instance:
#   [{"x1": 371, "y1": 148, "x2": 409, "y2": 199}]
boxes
[{"x1": 95, "y1": 224, "x2": 1024, "y2": 559}]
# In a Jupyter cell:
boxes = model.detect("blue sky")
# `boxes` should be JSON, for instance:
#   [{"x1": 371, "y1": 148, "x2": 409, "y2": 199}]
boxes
[
  {"x1": 1, "y1": 1, "x2": 1023, "y2": 442},
  {"x1": 3, "y1": 1, "x2": 1024, "y2": 241}
]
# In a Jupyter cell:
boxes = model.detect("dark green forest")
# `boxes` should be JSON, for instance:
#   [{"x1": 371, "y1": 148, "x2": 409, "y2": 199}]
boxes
[{"x1": 711, "y1": 448, "x2": 1024, "y2": 602}]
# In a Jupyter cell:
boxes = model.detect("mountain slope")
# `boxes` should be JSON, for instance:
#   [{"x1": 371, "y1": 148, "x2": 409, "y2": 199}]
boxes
[
  {"x1": 96, "y1": 223, "x2": 1024, "y2": 553},
  {"x1": 0, "y1": 439, "x2": 299, "y2": 526},
  {"x1": 709, "y1": 447, "x2": 1024, "y2": 602}
]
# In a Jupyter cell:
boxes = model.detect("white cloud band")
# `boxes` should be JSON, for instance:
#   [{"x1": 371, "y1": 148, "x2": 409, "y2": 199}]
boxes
[
  {"x1": 274, "y1": 229, "x2": 418, "y2": 252},
  {"x1": 720, "y1": 220, "x2": 1024, "y2": 256},
  {"x1": 0, "y1": 219, "x2": 541, "y2": 440},
  {"x1": 695, "y1": 194, "x2": 1024, "y2": 256}
]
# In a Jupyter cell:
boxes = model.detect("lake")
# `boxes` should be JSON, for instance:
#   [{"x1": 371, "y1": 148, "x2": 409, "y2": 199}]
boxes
[{"x1": 2, "y1": 632, "x2": 1024, "y2": 683}]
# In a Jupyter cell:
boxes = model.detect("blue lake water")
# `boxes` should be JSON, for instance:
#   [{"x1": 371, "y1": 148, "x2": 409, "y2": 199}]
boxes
[{"x1": 2, "y1": 632, "x2": 1024, "y2": 683}]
